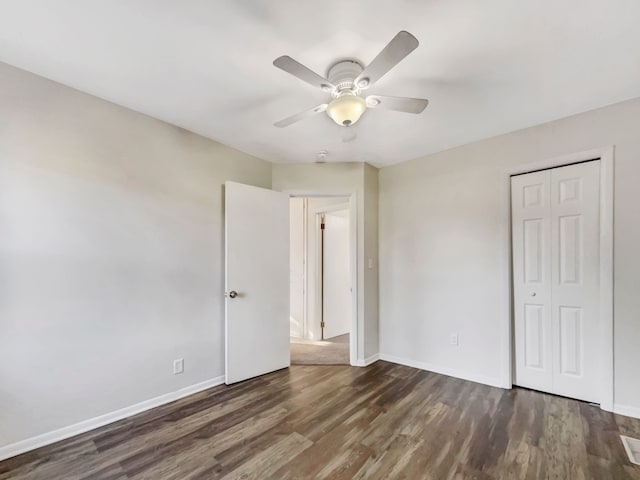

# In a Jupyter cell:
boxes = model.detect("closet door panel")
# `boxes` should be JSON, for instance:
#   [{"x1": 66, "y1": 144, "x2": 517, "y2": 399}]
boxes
[
  {"x1": 511, "y1": 170, "x2": 553, "y2": 392},
  {"x1": 550, "y1": 161, "x2": 600, "y2": 403}
]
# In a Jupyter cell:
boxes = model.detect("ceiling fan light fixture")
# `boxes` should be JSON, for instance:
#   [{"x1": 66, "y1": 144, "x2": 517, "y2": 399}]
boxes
[
  {"x1": 326, "y1": 93, "x2": 367, "y2": 127},
  {"x1": 366, "y1": 96, "x2": 381, "y2": 107},
  {"x1": 273, "y1": 31, "x2": 428, "y2": 129}
]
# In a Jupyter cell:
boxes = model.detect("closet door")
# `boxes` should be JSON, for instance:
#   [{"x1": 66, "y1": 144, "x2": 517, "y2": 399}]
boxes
[
  {"x1": 512, "y1": 161, "x2": 600, "y2": 403},
  {"x1": 550, "y1": 161, "x2": 600, "y2": 402},
  {"x1": 511, "y1": 170, "x2": 553, "y2": 393}
]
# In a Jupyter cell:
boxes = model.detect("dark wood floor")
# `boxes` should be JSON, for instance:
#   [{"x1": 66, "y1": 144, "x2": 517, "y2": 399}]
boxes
[{"x1": 2, "y1": 361, "x2": 639, "y2": 479}]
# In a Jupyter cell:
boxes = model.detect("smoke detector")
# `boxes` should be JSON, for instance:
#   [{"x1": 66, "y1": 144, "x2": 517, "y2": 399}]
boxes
[{"x1": 316, "y1": 150, "x2": 328, "y2": 163}]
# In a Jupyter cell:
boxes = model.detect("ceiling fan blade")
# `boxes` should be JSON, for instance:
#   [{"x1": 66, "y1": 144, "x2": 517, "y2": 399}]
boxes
[
  {"x1": 354, "y1": 31, "x2": 419, "y2": 89},
  {"x1": 273, "y1": 56, "x2": 335, "y2": 91},
  {"x1": 366, "y1": 95, "x2": 428, "y2": 114},
  {"x1": 274, "y1": 104, "x2": 328, "y2": 128}
]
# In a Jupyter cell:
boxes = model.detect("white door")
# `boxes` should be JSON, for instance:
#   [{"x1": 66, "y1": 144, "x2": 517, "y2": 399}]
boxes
[
  {"x1": 322, "y1": 210, "x2": 351, "y2": 339},
  {"x1": 512, "y1": 161, "x2": 600, "y2": 403},
  {"x1": 550, "y1": 162, "x2": 600, "y2": 401},
  {"x1": 512, "y1": 169, "x2": 553, "y2": 393},
  {"x1": 225, "y1": 181, "x2": 290, "y2": 384}
]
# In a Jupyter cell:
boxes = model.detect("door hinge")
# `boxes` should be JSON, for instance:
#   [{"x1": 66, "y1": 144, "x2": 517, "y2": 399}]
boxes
[{"x1": 320, "y1": 321, "x2": 325, "y2": 328}]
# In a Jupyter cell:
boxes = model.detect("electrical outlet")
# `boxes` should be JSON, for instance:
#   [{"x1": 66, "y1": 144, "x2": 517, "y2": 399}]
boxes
[
  {"x1": 173, "y1": 358, "x2": 184, "y2": 374},
  {"x1": 450, "y1": 333, "x2": 459, "y2": 346}
]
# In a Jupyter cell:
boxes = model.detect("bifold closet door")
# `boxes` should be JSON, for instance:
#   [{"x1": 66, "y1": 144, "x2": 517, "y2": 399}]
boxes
[
  {"x1": 512, "y1": 161, "x2": 600, "y2": 403},
  {"x1": 512, "y1": 170, "x2": 553, "y2": 393},
  {"x1": 549, "y1": 162, "x2": 600, "y2": 402}
]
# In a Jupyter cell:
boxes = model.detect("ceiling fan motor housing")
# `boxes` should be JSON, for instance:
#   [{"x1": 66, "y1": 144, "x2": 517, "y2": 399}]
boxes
[{"x1": 327, "y1": 60, "x2": 364, "y2": 96}]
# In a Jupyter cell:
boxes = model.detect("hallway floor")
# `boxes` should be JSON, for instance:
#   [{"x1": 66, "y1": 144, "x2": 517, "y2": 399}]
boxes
[{"x1": 290, "y1": 334, "x2": 349, "y2": 365}]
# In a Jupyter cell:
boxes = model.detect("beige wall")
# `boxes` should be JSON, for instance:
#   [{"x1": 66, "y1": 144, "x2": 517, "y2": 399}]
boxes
[
  {"x1": 0, "y1": 63, "x2": 272, "y2": 448},
  {"x1": 379, "y1": 97, "x2": 640, "y2": 413},
  {"x1": 272, "y1": 163, "x2": 380, "y2": 362}
]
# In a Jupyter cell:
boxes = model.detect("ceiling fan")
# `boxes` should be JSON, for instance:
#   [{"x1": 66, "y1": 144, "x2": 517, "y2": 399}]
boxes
[{"x1": 273, "y1": 31, "x2": 428, "y2": 128}]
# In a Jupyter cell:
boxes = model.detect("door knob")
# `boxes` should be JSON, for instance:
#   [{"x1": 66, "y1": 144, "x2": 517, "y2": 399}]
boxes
[
  {"x1": 226, "y1": 290, "x2": 238, "y2": 299},
  {"x1": 531, "y1": 292, "x2": 537, "y2": 297}
]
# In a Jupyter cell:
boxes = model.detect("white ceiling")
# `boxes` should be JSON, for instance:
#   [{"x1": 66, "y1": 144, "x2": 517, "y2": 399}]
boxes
[{"x1": 1, "y1": 1, "x2": 639, "y2": 167}]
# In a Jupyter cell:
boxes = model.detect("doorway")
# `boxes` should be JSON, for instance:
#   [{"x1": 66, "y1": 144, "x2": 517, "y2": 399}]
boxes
[{"x1": 289, "y1": 197, "x2": 352, "y2": 365}]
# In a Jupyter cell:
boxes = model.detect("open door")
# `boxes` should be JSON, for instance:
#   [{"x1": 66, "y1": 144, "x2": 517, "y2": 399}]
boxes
[
  {"x1": 225, "y1": 181, "x2": 290, "y2": 384},
  {"x1": 322, "y1": 209, "x2": 351, "y2": 340}
]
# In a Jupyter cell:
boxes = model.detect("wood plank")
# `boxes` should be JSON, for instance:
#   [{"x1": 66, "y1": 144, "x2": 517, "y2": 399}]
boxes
[{"x1": 1, "y1": 362, "x2": 639, "y2": 480}]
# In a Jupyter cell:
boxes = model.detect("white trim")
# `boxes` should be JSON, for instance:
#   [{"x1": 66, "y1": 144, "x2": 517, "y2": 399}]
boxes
[
  {"x1": 598, "y1": 149, "x2": 615, "y2": 412},
  {"x1": 348, "y1": 193, "x2": 358, "y2": 367},
  {"x1": 502, "y1": 146, "x2": 615, "y2": 411},
  {"x1": 302, "y1": 198, "x2": 309, "y2": 339},
  {"x1": 614, "y1": 404, "x2": 640, "y2": 420},
  {"x1": 0, "y1": 376, "x2": 225, "y2": 462},
  {"x1": 379, "y1": 353, "x2": 505, "y2": 389},
  {"x1": 310, "y1": 202, "x2": 352, "y2": 214},
  {"x1": 353, "y1": 353, "x2": 380, "y2": 367}
]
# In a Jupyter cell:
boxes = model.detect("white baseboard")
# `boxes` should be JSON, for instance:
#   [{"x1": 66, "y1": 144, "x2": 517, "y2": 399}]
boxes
[
  {"x1": 378, "y1": 353, "x2": 505, "y2": 389},
  {"x1": 352, "y1": 353, "x2": 380, "y2": 367},
  {"x1": 614, "y1": 403, "x2": 640, "y2": 420},
  {"x1": 0, "y1": 375, "x2": 225, "y2": 462}
]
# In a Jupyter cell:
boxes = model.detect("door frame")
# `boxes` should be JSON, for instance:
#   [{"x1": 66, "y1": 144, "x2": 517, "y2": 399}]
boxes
[
  {"x1": 289, "y1": 193, "x2": 358, "y2": 367},
  {"x1": 501, "y1": 146, "x2": 614, "y2": 411}
]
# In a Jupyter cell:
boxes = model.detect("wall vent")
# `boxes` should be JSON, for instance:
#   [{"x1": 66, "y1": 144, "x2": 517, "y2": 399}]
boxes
[{"x1": 621, "y1": 435, "x2": 640, "y2": 465}]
